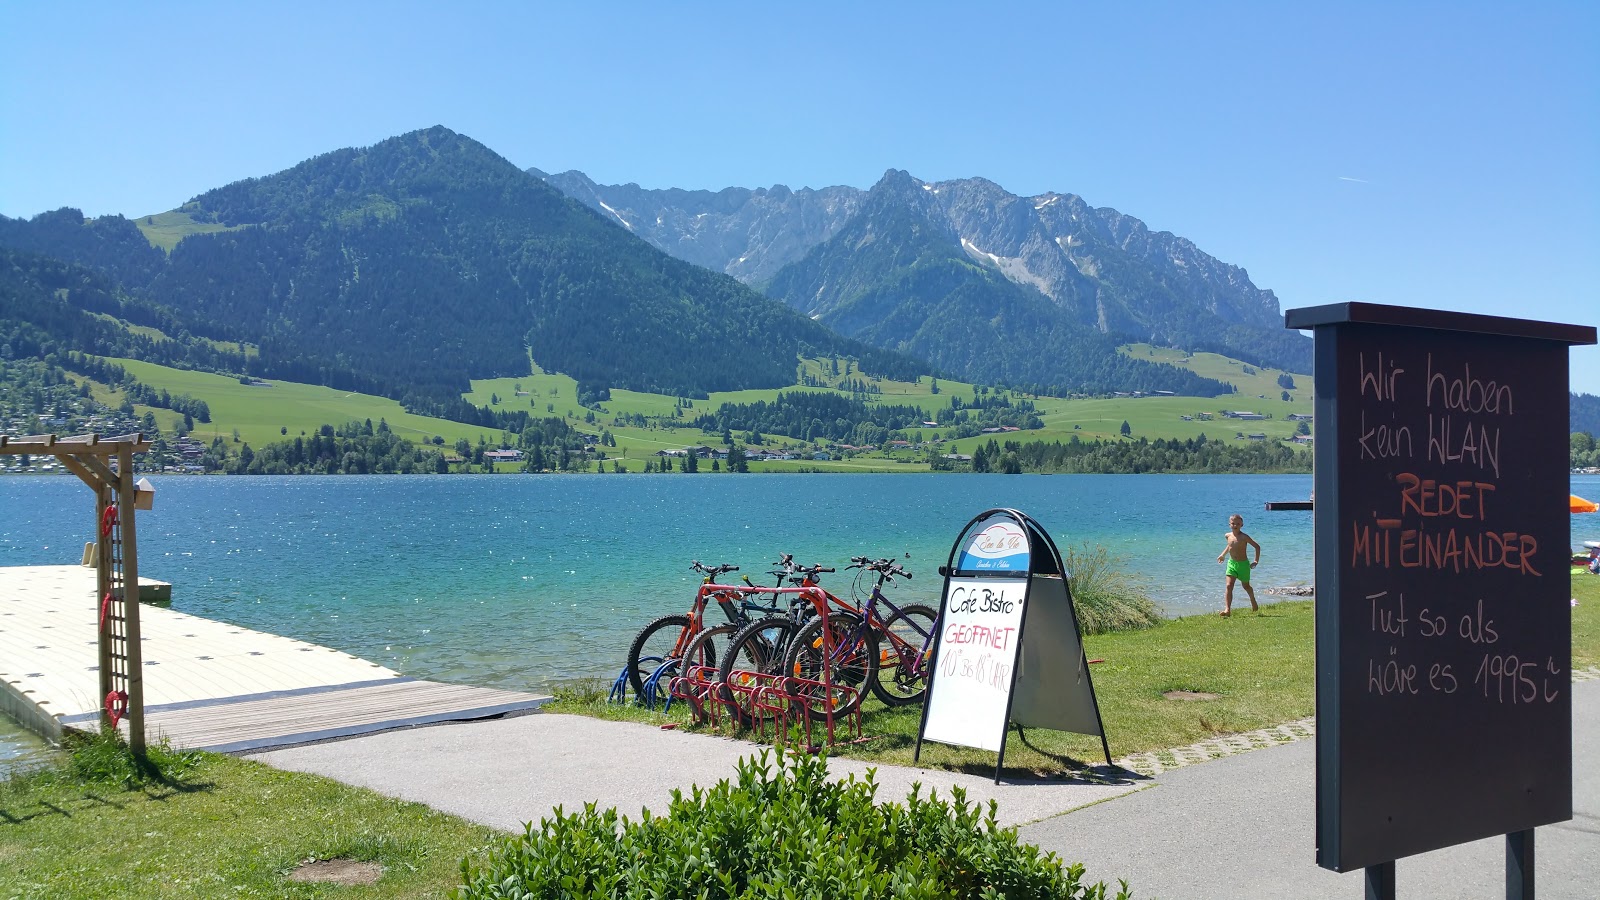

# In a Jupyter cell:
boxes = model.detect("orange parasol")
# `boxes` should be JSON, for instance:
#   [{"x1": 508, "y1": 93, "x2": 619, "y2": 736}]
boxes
[{"x1": 1571, "y1": 494, "x2": 1599, "y2": 513}]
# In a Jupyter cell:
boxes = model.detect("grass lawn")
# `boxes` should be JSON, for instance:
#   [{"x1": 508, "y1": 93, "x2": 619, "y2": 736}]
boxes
[
  {"x1": 556, "y1": 572, "x2": 1600, "y2": 777},
  {"x1": 0, "y1": 751, "x2": 495, "y2": 900},
  {"x1": 1573, "y1": 567, "x2": 1600, "y2": 669}
]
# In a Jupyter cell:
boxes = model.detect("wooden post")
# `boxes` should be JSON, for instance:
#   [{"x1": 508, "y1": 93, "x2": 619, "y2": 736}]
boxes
[
  {"x1": 118, "y1": 446, "x2": 146, "y2": 754},
  {"x1": 94, "y1": 474, "x2": 112, "y2": 731}
]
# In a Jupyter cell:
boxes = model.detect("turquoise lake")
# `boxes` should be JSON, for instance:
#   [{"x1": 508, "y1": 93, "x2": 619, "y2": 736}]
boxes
[
  {"x1": 4, "y1": 472, "x2": 1598, "y2": 769},
  {"x1": 4, "y1": 473, "x2": 1318, "y2": 688}
]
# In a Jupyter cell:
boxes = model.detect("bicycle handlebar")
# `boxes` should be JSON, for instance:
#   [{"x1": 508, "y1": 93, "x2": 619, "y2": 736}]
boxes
[{"x1": 846, "y1": 556, "x2": 912, "y2": 580}]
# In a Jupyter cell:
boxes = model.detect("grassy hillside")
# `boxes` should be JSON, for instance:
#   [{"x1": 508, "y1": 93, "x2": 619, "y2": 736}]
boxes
[
  {"x1": 1122, "y1": 343, "x2": 1310, "y2": 401},
  {"x1": 102, "y1": 359, "x2": 506, "y2": 448},
  {"x1": 132, "y1": 208, "x2": 246, "y2": 253},
  {"x1": 64, "y1": 344, "x2": 1314, "y2": 473}
]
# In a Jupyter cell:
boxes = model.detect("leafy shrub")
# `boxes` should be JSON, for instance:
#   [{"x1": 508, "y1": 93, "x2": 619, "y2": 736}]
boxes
[
  {"x1": 455, "y1": 749, "x2": 1130, "y2": 899},
  {"x1": 1064, "y1": 543, "x2": 1162, "y2": 635}
]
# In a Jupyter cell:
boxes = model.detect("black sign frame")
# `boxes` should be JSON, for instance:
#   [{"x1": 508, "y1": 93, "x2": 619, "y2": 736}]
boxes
[{"x1": 1286, "y1": 302, "x2": 1594, "y2": 884}]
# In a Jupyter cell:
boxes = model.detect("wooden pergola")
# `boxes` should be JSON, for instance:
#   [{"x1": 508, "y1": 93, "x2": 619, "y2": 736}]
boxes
[{"x1": 0, "y1": 433, "x2": 151, "y2": 752}]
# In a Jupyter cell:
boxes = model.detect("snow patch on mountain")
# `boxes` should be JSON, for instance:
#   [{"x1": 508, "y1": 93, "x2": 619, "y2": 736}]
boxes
[
  {"x1": 597, "y1": 200, "x2": 633, "y2": 230},
  {"x1": 961, "y1": 238, "x2": 1052, "y2": 295}
]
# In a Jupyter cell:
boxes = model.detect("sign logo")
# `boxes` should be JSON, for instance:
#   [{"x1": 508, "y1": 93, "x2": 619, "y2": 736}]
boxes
[{"x1": 956, "y1": 520, "x2": 1030, "y2": 572}]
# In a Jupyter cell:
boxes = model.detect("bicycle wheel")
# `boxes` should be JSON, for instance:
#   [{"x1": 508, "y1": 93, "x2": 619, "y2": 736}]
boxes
[
  {"x1": 716, "y1": 615, "x2": 799, "y2": 727},
  {"x1": 782, "y1": 612, "x2": 877, "y2": 720},
  {"x1": 870, "y1": 603, "x2": 938, "y2": 707},
  {"x1": 626, "y1": 614, "x2": 699, "y2": 699},
  {"x1": 680, "y1": 622, "x2": 737, "y2": 688}
]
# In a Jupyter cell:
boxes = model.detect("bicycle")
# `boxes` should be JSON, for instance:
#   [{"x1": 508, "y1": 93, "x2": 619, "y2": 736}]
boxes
[
  {"x1": 713, "y1": 560, "x2": 850, "y2": 726},
  {"x1": 783, "y1": 557, "x2": 937, "y2": 718},
  {"x1": 619, "y1": 561, "x2": 781, "y2": 704}
]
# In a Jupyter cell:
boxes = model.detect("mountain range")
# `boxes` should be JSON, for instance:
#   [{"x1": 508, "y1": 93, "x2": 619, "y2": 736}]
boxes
[
  {"x1": 0, "y1": 125, "x2": 1325, "y2": 413},
  {"x1": 532, "y1": 166, "x2": 1312, "y2": 380}
]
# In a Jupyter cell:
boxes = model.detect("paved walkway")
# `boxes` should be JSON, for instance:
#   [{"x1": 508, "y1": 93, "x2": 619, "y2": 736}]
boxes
[
  {"x1": 1021, "y1": 679, "x2": 1599, "y2": 899},
  {"x1": 258, "y1": 713, "x2": 1147, "y2": 830},
  {"x1": 259, "y1": 679, "x2": 1599, "y2": 899}
]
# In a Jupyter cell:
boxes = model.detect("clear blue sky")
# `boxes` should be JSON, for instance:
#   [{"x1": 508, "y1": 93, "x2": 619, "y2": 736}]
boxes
[{"x1": 3, "y1": 2, "x2": 1596, "y2": 391}]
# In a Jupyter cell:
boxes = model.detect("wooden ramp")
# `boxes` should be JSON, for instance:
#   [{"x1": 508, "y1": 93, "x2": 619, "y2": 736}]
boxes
[
  {"x1": 3, "y1": 565, "x2": 549, "y2": 752},
  {"x1": 62, "y1": 677, "x2": 547, "y2": 754}
]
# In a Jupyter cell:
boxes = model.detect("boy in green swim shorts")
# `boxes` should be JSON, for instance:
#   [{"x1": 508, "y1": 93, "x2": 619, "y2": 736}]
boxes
[{"x1": 1216, "y1": 514, "x2": 1261, "y2": 616}]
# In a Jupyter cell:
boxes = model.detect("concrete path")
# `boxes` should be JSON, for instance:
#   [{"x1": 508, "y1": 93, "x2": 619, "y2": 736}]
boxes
[
  {"x1": 258, "y1": 681, "x2": 1599, "y2": 898},
  {"x1": 1021, "y1": 679, "x2": 1599, "y2": 900},
  {"x1": 256, "y1": 712, "x2": 1146, "y2": 830}
]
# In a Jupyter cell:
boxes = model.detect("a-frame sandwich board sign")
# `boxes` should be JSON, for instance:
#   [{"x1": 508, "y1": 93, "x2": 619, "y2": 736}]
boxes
[{"x1": 914, "y1": 508, "x2": 1112, "y2": 782}]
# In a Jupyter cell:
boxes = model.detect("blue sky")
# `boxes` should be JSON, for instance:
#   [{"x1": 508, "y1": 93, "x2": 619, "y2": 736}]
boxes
[{"x1": 3, "y1": 2, "x2": 1596, "y2": 391}]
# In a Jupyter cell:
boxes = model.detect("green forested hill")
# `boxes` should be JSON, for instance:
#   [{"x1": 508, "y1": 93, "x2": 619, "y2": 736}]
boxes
[
  {"x1": 0, "y1": 248, "x2": 246, "y2": 373},
  {"x1": 764, "y1": 172, "x2": 1231, "y2": 397},
  {"x1": 0, "y1": 127, "x2": 923, "y2": 407},
  {"x1": 0, "y1": 208, "x2": 166, "y2": 289}
]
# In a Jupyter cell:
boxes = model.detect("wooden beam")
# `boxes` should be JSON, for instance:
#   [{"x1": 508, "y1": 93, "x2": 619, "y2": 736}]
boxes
[
  {"x1": 0, "y1": 433, "x2": 58, "y2": 453},
  {"x1": 53, "y1": 453, "x2": 106, "y2": 492},
  {"x1": 75, "y1": 454, "x2": 119, "y2": 488},
  {"x1": 0, "y1": 432, "x2": 150, "y2": 456}
]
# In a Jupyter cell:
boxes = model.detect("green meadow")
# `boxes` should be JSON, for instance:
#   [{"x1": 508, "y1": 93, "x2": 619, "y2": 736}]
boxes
[
  {"x1": 102, "y1": 359, "x2": 506, "y2": 449},
  {"x1": 66, "y1": 343, "x2": 1312, "y2": 470},
  {"x1": 131, "y1": 209, "x2": 246, "y2": 253}
]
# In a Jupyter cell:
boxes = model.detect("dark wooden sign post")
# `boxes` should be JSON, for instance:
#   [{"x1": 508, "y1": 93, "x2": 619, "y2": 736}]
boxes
[{"x1": 1285, "y1": 303, "x2": 1595, "y2": 899}]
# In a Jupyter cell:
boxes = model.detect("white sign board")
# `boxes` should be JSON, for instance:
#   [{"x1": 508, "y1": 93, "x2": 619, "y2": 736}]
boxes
[{"x1": 920, "y1": 576, "x2": 1028, "y2": 752}]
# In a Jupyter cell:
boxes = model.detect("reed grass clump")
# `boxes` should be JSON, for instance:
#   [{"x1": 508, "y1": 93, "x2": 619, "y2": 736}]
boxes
[
  {"x1": 1064, "y1": 543, "x2": 1162, "y2": 635},
  {"x1": 2, "y1": 729, "x2": 201, "y2": 795}
]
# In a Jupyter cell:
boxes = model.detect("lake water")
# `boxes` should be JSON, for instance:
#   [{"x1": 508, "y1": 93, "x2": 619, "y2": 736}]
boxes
[{"x1": 4, "y1": 472, "x2": 1597, "y2": 768}]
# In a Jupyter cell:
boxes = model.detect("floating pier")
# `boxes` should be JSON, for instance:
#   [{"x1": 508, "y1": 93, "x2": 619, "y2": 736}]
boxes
[{"x1": 0, "y1": 565, "x2": 549, "y2": 752}]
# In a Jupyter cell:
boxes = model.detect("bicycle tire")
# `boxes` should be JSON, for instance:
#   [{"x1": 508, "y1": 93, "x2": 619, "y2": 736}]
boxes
[
  {"x1": 679, "y1": 622, "x2": 738, "y2": 688},
  {"x1": 782, "y1": 611, "x2": 877, "y2": 720},
  {"x1": 625, "y1": 614, "x2": 698, "y2": 699},
  {"x1": 716, "y1": 615, "x2": 799, "y2": 728},
  {"x1": 869, "y1": 603, "x2": 938, "y2": 706}
]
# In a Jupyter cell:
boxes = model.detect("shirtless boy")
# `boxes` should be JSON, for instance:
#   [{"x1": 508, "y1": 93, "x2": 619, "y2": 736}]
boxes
[{"x1": 1216, "y1": 514, "x2": 1261, "y2": 616}]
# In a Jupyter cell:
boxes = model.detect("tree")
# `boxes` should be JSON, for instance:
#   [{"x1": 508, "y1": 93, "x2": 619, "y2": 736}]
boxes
[
  {"x1": 1120, "y1": 420, "x2": 1132, "y2": 436},
  {"x1": 1277, "y1": 373, "x2": 1296, "y2": 390},
  {"x1": 1296, "y1": 421, "x2": 1311, "y2": 436},
  {"x1": 1281, "y1": 391, "x2": 1291, "y2": 402},
  {"x1": 727, "y1": 444, "x2": 748, "y2": 473}
]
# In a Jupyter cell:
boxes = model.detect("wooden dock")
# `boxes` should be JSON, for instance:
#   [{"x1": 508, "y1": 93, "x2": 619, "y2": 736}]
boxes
[{"x1": 0, "y1": 566, "x2": 549, "y2": 752}]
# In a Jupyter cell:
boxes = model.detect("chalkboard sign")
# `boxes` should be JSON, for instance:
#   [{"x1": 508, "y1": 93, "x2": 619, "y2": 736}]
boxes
[
  {"x1": 1286, "y1": 303, "x2": 1595, "y2": 873},
  {"x1": 916, "y1": 509, "x2": 1111, "y2": 779}
]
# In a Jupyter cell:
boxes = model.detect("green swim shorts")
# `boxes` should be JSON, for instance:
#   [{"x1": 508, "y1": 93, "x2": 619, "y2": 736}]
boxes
[{"x1": 1225, "y1": 558, "x2": 1252, "y2": 583}]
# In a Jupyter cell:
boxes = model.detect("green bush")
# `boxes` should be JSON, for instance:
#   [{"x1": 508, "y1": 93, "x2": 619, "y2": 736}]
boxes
[
  {"x1": 1064, "y1": 544, "x2": 1162, "y2": 636},
  {"x1": 455, "y1": 749, "x2": 1130, "y2": 899}
]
